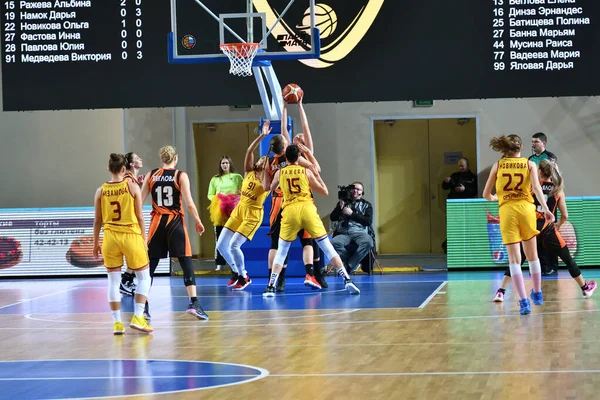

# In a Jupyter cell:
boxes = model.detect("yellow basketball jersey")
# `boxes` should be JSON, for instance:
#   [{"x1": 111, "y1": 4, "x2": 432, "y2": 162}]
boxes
[
  {"x1": 496, "y1": 157, "x2": 534, "y2": 207},
  {"x1": 280, "y1": 165, "x2": 312, "y2": 207},
  {"x1": 239, "y1": 171, "x2": 269, "y2": 209},
  {"x1": 100, "y1": 180, "x2": 141, "y2": 234}
]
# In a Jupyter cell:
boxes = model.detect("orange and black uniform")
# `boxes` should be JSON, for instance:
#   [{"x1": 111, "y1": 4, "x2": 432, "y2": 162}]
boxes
[
  {"x1": 125, "y1": 171, "x2": 142, "y2": 188},
  {"x1": 534, "y1": 181, "x2": 566, "y2": 253},
  {"x1": 267, "y1": 153, "x2": 312, "y2": 251},
  {"x1": 147, "y1": 168, "x2": 191, "y2": 258},
  {"x1": 505, "y1": 180, "x2": 582, "y2": 279}
]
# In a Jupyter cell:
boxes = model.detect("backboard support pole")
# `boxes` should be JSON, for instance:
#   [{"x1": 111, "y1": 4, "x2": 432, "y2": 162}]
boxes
[{"x1": 253, "y1": 64, "x2": 283, "y2": 121}]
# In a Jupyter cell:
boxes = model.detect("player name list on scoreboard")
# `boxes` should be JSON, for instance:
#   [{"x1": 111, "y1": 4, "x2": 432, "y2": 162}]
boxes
[
  {"x1": 491, "y1": 0, "x2": 591, "y2": 72},
  {"x1": 2, "y1": 0, "x2": 145, "y2": 64}
]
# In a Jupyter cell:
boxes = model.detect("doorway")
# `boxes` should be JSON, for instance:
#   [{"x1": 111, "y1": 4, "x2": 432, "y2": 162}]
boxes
[
  {"x1": 373, "y1": 117, "x2": 478, "y2": 255},
  {"x1": 192, "y1": 121, "x2": 257, "y2": 258}
]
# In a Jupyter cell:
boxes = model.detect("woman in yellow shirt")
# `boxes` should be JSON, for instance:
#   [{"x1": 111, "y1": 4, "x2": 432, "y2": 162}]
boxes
[
  {"x1": 483, "y1": 134, "x2": 554, "y2": 315},
  {"x1": 216, "y1": 121, "x2": 272, "y2": 290},
  {"x1": 208, "y1": 156, "x2": 243, "y2": 271}
]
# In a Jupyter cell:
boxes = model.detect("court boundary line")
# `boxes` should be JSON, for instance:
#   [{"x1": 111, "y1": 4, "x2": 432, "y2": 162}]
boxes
[
  {"x1": 418, "y1": 281, "x2": 447, "y2": 308},
  {"x1": 23, "y1": 309, "x2": 360, "y2": 324},
  {"x1": 4, "y1": 307, "x2": 599, "y2": 330},
  {"x1": 0, "y1": 288, "x2": 76, "y2": 310},
  {"x1": 269, "y1": 370, "x2": 600, "y2": 377},
  {"x1": 0, "y1": 359, "x2": 269, "y2": 399}
]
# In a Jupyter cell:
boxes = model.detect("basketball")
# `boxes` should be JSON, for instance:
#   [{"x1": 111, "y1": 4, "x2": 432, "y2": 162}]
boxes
[
  {"x1": 282, "y1": 83, "x2": 304, "y2": 103},
  {"x1": 297, "y1": 4, "x2": 338, "y2": 39}
]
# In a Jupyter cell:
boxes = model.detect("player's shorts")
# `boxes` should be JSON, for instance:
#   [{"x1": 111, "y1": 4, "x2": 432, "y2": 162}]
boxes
[
  {"x1": 147, "y1": 214, "x2": 191, "y2": 258},
  {"x1": 280, "y1": 202, "x2": 327, "y2": 243},
  {"x1": 499, "y1": 201, "x2": 539, "y2": 245},
  {"x1": 269, "y1": 194, "x2": 283, "y2": 228},
  {"x1": 224, "y1": 205, "x2": 263, "y2": 240},
  {"x1": 538, "y1": 222, "x2": 567, "y2": 253},
  {"x1": 102, "y1": 229, "x2": 149, "y2": 270},
  {"x1": 270, "y1": 210, "x2": 313, "y2": 249}
]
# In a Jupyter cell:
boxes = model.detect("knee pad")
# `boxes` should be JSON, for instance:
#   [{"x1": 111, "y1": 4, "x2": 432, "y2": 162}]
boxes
[
  {"x1": 179, "y1": 256, "x2": 196, "y2": 287},
  {"x1": 316, "y1": 236, "x2": 338, "y2": 263},
  {"x1": 216, "y1": 228, "x2": 234, "y2": 253},
  {"x1": 509, "y1": 263, "x2": 522, "y2": 277},
  {"x1": 107, "y1": 271, "x2": 121, "y2": 302},
  {"x1": 270, "y1": 234, "x2": 279, "y2": 250},
  {"x1": 273, "y1": 239, "x2": 292, "y2": 266},
  {"x1": 528, "y1": 259, "x2": 541, "y2": 275},
  {"x1": 300, "y1": 237, "x2": 313, "y2": 248},
  {"x1": 134, "y1": 268, "x2": 151, "y2": 297}
]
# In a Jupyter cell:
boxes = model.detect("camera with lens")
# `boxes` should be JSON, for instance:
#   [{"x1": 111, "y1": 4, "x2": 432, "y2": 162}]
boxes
[{"x1": 337, "y1": 184, "x2": 355, "y2": 202}]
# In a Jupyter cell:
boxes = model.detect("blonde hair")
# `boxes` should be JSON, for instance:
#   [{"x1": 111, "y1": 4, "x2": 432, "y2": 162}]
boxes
[
  {"x1": 159, "y1": 145, "x2": 177, "y2": 164},
  {"x1": 538, "y1": 159, "x2": 564, "y2": 196},
  {"x1": 490, "y1": 134, "x2": 522, "y2": 156}
]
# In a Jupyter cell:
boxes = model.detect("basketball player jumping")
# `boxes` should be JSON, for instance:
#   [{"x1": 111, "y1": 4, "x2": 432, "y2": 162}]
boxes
[
  {"x1": 264, "y1": 99, "x2": 324, "y2": 292},
  {"x1": 216, "y1": 120, "x2": 272, "y2": 290},
  {"x1": 263, "y1": 144, "x2": 360, "y2": 297}
]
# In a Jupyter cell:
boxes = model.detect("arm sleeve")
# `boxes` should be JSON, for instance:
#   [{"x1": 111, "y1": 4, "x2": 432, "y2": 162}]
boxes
[
  {"x1": 442, "y1": 172, "x2": 458, "y2": 190},
  {"x1": 330, "y1": 203, "x2": 343, "y2": 222},
  {"x1": 546, "y1": 151, "x2": 558, "y2": 162},
  {"x1": 207, "y1": 177, "x2": 217, "y2": 201},
  {"x1": 463, "y1": 174, "x2": 479, "y2": 198},
  {"x1": 349, "y1": 201, "x2": 373, "y2": 227},
  {"x1": 235, "y1": 174, "x2": 244, "y2": 190}
]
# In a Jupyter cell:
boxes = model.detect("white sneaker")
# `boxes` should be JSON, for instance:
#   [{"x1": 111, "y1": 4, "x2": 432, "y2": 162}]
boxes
[
  {"x1": 344, "y1": 280, "x2": 360, "y2": 295},
  {"x1": 215, "y1": 265, "x2": 223, "y2": 271},
  {"x1": 493, "y1": 290, "x2": 504, "y2": 302}
]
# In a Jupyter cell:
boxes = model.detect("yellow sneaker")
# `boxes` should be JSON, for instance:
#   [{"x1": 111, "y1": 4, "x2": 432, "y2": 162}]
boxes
[
  {"x1": 113, "y1": 321, "x2": 125, "y2": 335},
  {"x1": 130, "y1": 315, "x2": 154, "y2": 333}
]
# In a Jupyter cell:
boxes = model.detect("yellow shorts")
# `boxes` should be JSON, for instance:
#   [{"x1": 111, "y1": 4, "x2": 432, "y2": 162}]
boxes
[
  {"x1": 224, "y1": 205, "x2": 263, "y2": 240},
  {"x1": 499, "y1": 201, "x2": 539, "y2": 245},
  {"x1": 280, "y1": 202, "x2": 327, "y2": 242},
  {"x1": 102, "y1": 229, "x2": 149, "y2": 270}
]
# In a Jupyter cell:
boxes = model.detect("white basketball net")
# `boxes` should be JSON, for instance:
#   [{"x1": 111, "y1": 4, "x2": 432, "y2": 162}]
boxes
[{"x1": 220, "y1": 43, "x2": 260, "y2": 77}]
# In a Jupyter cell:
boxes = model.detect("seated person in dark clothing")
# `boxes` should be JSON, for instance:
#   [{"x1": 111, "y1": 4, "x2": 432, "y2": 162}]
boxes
[{"x1": 330, "y1": 182, "x2": 374, "y2": 274}]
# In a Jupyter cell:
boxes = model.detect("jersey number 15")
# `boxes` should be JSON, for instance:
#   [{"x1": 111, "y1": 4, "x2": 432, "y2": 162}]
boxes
[{"x1": 286, "y1": 178, "x2": 301, "y2": 194}]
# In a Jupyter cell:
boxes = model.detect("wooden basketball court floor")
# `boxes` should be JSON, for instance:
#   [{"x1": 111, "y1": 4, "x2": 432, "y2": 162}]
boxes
[{"x1": 0, "y1": 270, "x2": 598, "y2": 400}]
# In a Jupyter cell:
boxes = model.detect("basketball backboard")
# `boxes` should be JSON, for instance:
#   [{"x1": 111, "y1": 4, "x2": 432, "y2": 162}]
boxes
[{"x1": 168, "y1": 0, "x2": 321, "y2": 64}]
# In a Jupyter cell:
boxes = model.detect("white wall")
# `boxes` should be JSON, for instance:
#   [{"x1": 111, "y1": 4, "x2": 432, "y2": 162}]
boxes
[
  {"x1": 181, "y1": 97, "x2": 600, "y2": 216},
  {"x1": 0, "y1": 70, "x2": 125, "y2": 207}
]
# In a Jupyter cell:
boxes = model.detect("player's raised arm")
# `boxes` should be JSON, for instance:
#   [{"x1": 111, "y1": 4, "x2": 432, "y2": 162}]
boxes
[{"x1": 306, "y1": 168, "x2": 328, "y2": 197}]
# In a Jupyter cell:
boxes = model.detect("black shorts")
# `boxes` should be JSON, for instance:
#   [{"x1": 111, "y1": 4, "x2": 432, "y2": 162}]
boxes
[
  {"x1": 147, "y1": 214, "x2": 191, "y2": 258},
  {"x1": 539, "y1": 222, "x2": 566, "y2": 254},
  {"x1": 269, "y1": 211, "x2": 314, "y2": 250}
]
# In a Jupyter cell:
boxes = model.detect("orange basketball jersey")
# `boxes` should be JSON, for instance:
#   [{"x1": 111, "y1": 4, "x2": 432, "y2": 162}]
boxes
[{"x1": 148, "y1": 168, "x2": 185, "y2": 215}]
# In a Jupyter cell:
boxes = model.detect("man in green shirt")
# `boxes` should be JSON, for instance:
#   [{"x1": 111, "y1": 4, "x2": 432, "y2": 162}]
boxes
[
  {"x1": 529, "y1": 132, "x2": 557, "y2": 165},
  {"x1": 529, "y1": 132, "x2": 558, "y2": 275}
]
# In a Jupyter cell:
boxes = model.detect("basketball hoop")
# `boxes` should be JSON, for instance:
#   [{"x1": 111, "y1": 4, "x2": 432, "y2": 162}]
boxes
[{"x1": 220, "y1": 43, "x2": 260, "y2": 77}]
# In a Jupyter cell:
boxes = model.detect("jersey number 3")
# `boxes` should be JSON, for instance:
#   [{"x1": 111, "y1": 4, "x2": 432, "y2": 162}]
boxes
[
  {"x1": 502, "y1": 173, "x2": 524, "y2": 191},
  {"x1": 155, "y1": 186, "x2": 174, "y2": 207},
  {"x1": 110, "y1": 201, "x2": 121, "y2": 222}
]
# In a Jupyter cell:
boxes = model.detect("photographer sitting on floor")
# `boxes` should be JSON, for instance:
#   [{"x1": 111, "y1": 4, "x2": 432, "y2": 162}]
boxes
[{"x1": 330, "y1": 182, "x2": 374, "y2": 274}]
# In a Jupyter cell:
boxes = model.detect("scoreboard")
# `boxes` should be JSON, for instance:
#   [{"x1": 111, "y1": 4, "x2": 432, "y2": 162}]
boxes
[{"x1": 1, "y1": 0, "x2": 600, "y2": 111}]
